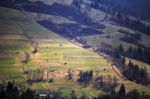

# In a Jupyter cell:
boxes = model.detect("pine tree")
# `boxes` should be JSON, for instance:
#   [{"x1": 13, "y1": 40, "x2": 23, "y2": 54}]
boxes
[
  {"x1": 128, "y1": 61, "x2": 134, "y2": 68},
  {"x1": 114, "y1": 48, "x2": 121, "y2": 59},
  {"x1": 140, "y1": 67, "x2": 149, "y2": 85},
  {"x1": 22, "y1": 88, "x2": 34, "y2": 99},
  {"x1": 118, "y1": 44, "x2": 124, "y2": 55},
  {"x1": 118, "y1": 83, "x2": 126, "y2": 96},
  {"x1": 126, "y1": 46, "x2": 133, "y2": 58},
  {"x1": 121, "y1": 57, "x2": 126, "y2": 65}
]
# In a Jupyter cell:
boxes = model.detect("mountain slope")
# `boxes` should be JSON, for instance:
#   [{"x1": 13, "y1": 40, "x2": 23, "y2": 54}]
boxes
[{"x1": 0, "y1": 0, "x2": 150, "y2": 98}]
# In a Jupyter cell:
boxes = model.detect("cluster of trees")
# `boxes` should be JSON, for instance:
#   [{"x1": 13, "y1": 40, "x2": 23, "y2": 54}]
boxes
[
  {"x1": 93, "y1": 75, "x2": 119, "y2": 92},
  {"x1": 111, "y1": 13, "x2": 150, "y2": 35},
  {"x1": 123, "y1": 61, "x2": 149, "y2": 85},
  {"x1": 77, "y1": 70, "x2": 120, "y2": 93},
  {"x1": 78, "y1": 71, "x2": 93, "y2": 87},
  {"x1": 0, "y1": 81, "x2": 67, "y2": 99},
  {"x1": 125, "y1": 46, "x2": 150, "y2": 64},
  {"x1": 119, "y1": 31, "x2": 141, "y2": 45},
  {"x1": 0, "y1": 81, "x2": 34, "y2": 99},
  {"x1": 113, "y1": 45, "x2": 150, "y2": 64},
  {"x1": 0, "y1": 81, "x2": 149, "y2": 99},
  {"x1": 99, "y1": 43, "x2": 150, "y2": 85},
  {"x1": 90, "y1": 0, "x2": 150, "y2": 35},
  {"x1": 82, "y1": 81, "x2": 149, "y2": 99},
  {"x1": 98, "y1": 87, "x2": 150, "y2": 99},
  {"x1": 112, "y1": 47, "x2": 150, "y2": 85}
]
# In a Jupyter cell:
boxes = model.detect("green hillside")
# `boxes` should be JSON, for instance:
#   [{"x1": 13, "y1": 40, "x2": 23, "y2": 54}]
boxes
[{"x1": 0, "y1": 0, "x2": 150, "y2": 98}]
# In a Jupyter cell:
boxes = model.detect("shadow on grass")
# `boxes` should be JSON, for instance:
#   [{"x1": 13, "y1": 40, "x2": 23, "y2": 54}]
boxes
[
  {"x1": 0, "y1": 0, "x2": 105, "y2": 38},
  {"x1": 38, "y1": 20, "x2": 104, "y2": 38}
]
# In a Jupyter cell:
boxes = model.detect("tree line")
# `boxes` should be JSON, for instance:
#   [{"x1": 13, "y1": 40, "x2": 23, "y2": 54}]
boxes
[
  {"x1": 111, "y1": 13, "x2": 150, "y2": 35},
  {"x1": 112, "y1": 45, "x2": 150, "y2": 85},
  {"x1": 123, "y1": 60, "x2": 149, "y2": 85},
  {"x1": 90, "y1": 0, "x2": 150, "y2": 21},
  {"x1": 114, "y1": 44, "x2": 150, "y2": 64},
  {"x1": 1, "y1": 81, "x2": 149, "y2": 99},
  {"x1": 90, "y1": 0, "x2": 150, "y2": 36},
  {"x1": 77, "y1": 71, "x2": 119, "y2": 93},
  {"x1": 0, "y1": 81, "x2": 67, "y2": 99}
]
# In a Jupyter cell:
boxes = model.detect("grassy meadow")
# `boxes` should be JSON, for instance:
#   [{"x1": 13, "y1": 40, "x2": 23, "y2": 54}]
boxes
[{"x1": 0, "y1": 4, "x2": 150, "y2": 98}]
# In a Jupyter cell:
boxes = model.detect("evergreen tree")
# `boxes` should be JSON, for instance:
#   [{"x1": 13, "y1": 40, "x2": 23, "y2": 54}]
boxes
[
  {"x1": 22, "y1": 88, "x2": 34, "y2": 99},
  {"x1": 5, "y1": 81, "x2": 14, "y2": 99},
  {"x1": 118, "y1": 44, "x2": 124, "y2": 55},
  {"x1": 118, "y1": 83, "x2": 126, "y2": 96},
  {"x1": 113, "y1": 48, "x2": 121, "y2": 59},
  {"x1": 0, "y1": 88, "x2": 5, "y2": 99},
  {"x1": 140, "y1": 67, "x2": 149, "y2": 85},
  {"x1": 126, "y1": 46, "x2": 133, "y2": 58},
  {"x1": 121, "y1": 57, "x2": 126, "y2": 65}
]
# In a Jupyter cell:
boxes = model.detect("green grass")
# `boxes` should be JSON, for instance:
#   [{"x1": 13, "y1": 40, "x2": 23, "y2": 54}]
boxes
[
  {"x1": 32, "y1": 80, "x2": 100, "y2": 99},
  {"x1": 125, "y1": 81, "x2": 150, "y2": 95},
  {"x1": 0, "y1": 40, "x2": 30, "y2": 52},
  {"x1": 0, "y1": 6, "x2": 150, "y2": 98},
  {"x1": 126, "y1": 58, "x2": 150, "y2": 74}
]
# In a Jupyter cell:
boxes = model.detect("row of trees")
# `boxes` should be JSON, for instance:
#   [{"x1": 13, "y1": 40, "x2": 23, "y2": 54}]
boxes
[
  {"x1": 78, "y1": 71, "x2": 93, "y2": 87},
  {"x1": 1, "y1": 81, "x2": 149, "y2": 99},
  {"x1": 0, "y1": 81, "x2": 34, "y2": 99},
  {"x1": 113, "y1": 45, "x2": 150, "y2": 64},
  {"x1": 77, "y1": 70, "x2": 120, "y2": 93},
  {"x1": 0, "y1": 81, "x2": 67, "y2": 99},
  {"x1": 126, "y1": 46, "x2": 150, "y2": 64},
  {"x1": 98, "y1": 88, "x2": 149, "y2": 99},
  {"x1": 123, "y1": 61, "x2": 149, "y2": 85}
]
